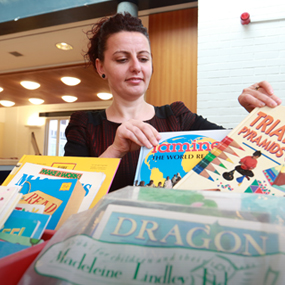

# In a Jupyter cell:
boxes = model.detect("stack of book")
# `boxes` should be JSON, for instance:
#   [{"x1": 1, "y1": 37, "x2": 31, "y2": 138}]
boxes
[
  {"x1": 18, "y1": 186, "x2": 285, "y2": 284},
  {"x1": 0, "y1": 154, "x2": 120, "y2": 259}
]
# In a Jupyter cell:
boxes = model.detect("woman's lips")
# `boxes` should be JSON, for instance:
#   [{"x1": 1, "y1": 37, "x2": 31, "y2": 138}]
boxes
[{"x1": 126, "y1": 77, "x2": 143, "y2": 84}]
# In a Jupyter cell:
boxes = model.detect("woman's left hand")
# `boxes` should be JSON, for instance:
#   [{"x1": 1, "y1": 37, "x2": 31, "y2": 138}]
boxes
[{"x1": 238, "y1": 81, "x2": 282, "y2": 112}]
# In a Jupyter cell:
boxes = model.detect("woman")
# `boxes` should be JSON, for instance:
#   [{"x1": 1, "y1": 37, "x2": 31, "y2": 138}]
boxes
[{"x1": 64, "y1": 13, "x2": 281, "y2": 192}]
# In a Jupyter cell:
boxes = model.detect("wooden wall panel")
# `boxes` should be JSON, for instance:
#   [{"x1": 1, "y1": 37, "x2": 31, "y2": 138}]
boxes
[{"x1": 146, "y1": 8, "x2": 197, "y2": 113}]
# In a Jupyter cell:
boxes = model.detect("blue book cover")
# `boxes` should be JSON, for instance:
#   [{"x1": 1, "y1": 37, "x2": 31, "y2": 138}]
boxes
[
  {"x1": 134, "y1": 129, "x2": 230, "y2": 188},
  {"x1": 0, "y1": 216, "x2": 39, "y2": 238},
  {"x1": 0, "y1": 241, "x2": 29, "y2": 258},
  {"x1": 19, "y1": 177, "x2": 85, "y2": 230},
  {"x1": 8, "y1": 209, "x2": 51, "y2": 239}
]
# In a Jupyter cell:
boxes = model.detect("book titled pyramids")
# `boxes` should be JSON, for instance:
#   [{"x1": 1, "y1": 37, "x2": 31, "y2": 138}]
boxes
[{"x1": 174, "y1": 105, "x2": 285, "y2": 196}]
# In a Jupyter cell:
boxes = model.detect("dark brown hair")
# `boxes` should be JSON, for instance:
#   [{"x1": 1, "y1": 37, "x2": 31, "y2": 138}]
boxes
[{"x1": 85, "y1": 12, "x2": 150, "y2": 73}]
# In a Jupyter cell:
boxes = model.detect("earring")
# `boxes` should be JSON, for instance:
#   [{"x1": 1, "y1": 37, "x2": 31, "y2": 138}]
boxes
[{"x1": 102, "y1": 74, "x2": 105, "y2": 79}]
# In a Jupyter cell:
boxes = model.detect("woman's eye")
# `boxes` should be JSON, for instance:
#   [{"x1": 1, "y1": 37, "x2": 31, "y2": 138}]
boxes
[
  {"x1": 116, "y1": 58, "x2": 127, "y2": 63},
  {"x1": 139, "y1": 57, "x2": 149, "y2": 62}
]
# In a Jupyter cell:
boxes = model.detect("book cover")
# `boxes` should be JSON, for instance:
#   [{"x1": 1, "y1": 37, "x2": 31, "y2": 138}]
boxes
[
  {"x1": 174, "y1": 105, "x2": 285, "y2": 196},
  {"x1": 134, "y1": 129, "x2": 230, "y2": 188},
  {"x1": 18, "y1": 177, "x2": 85, "y2": 230},
  {"x1": 0, "y1": 216, "x2": 40, "y2": 238},
  {"x1": 6, "y1": 209, "x2": 51, "y2": 239},
  {"x1": 35, "y1": 204, "x2": 285, "y2": 284},
  {"x1": 0, "y1": 241, "x2": 30, "y2": 258},
  {"x1": 2, "y1": 155, "x2": 121, "y2": 208},
  {"x1": 0, "y1": 186, "x2": 23, "y2": 229},
  {"x1": 6, "y1": 162, "x2": 106, "y2": 213},
  {"x1": 0, "y1": 231, "x2": 43, "y2": 247},
  {"x1": 15, "y1": 203, "x2": 45, "y2": 214}
]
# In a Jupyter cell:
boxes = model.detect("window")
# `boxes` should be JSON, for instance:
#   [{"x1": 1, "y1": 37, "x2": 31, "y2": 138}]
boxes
[{"x1": 44, "y1": 118, "x2": 69, "y2": 156}]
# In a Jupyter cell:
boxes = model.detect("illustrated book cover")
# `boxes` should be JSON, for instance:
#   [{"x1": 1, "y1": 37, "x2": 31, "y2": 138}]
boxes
[
  {"x1": 174, "y1": 105, "x2": 285, "y2": 196},
  {"x1": 0, "y1": 216, "x2": 40, "y2": 238},
  {"x1": 2, "y1": 155, "x2": 121, "y2": 208},
  {"x1": 32, "y1": 203, "x2": 284, "y2": 285},
  {"x1": 2, "y1": 209, "x2": 51, "y2": 239},
  {"x1": 17, "y1": 177, "x2": 85, "y2": 230},
  {"x1": 134, "y1": 129, "x2": 230, "y2": 188},
  {"x1": 15, "y1": 203, "x2": 45, "y2": 214},
  {"x1": 5, "y1": 162, "x2": 106, "y2": 213},
  {"x1": 0, "y1": 186, "x2": 22, "y2": 229}
]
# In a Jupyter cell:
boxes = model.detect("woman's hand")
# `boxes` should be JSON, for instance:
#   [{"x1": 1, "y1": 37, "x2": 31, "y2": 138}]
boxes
[
  {"x1": 100, "y1": 119, "x2": 161, "y2": 158},
  {"x1": 238, "y1": 81, "x2": 282, "y2": 112}
]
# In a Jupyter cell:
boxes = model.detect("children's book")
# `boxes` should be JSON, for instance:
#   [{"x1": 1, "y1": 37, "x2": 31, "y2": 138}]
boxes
[
  {"x1": 0, "y1": 240, "x2": 30, "y2": 258},
  {"x1": 18, "y1": 177, "x2": 85, "y2": 230},
  {"x1": 0, "y1": 186, "x2": 22, "y2": 229},
  {"x1": 4, "y1": 209, "x2": 51, "y2": 239},
  {"x1": 134, "y1": 129, "x2": 230, "y2": 188},
  {"x1": 15, "y1": 203, "x2": 45, "y2": 214},
  {"x1": 6, "y1": 162, "x2": 106, "y2": 213},
  {"x1": 174, "y1": 106, "x2": 285, "y2": 196},
  {"x1": 64, "y1": 204, "x2": 283, "y2": 285},
  {"x1": 2, "y1": 155, "x2": 121, "y2": 208},
  {"x1": 0, "y1": 216, "x2": 40, "y2": 238}
]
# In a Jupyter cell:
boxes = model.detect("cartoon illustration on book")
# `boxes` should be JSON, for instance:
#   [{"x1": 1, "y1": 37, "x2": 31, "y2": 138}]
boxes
[
  {"x1": 174, "y1": 106, "x2": 285, "y2": 196},
  {"x1": 223, "y1": 150, "x2": 262, "y2": 184}
]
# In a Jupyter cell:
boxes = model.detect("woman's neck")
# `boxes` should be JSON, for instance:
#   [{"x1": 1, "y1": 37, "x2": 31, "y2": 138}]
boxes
[{"x1": 106, "y1": 98, "x2": 155, "y2": 123}]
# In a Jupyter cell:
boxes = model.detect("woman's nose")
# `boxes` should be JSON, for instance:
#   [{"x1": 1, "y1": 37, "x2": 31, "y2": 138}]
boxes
[{"x1": 130, "y1": 58, "x2": 141, "y2": 73}]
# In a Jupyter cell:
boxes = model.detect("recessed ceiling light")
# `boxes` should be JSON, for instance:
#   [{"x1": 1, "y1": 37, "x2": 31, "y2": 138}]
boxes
[
  {"x1": 29, "y1": 98, "x2": 44, "y2": 105},
  {"x1": 0, "y1": 87, "x2": 3, "y2": 92},
  {"x1": 62, "y1": 95, "x2": 78, "y2": 103},
  {"x1": 20, "y1": 81, "x2": 40, "y2": 90},
  {"x1": 61, "y1": 77, "x2": 81, "y2": 86},
  {"x1": 97, "y1": 93, "x2": 113, "y2": 100},
  {"x1": 56, "y1": 42, "x2": 73, "y2": 51},
  {"x1": 0, "y1": 100, "x2": 15, "y2": 107}
]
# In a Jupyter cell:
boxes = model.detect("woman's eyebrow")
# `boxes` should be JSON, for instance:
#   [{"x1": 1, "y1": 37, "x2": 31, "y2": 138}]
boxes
[{"x1": 113, "y1": 50, "x2": 150, "y2": 56}]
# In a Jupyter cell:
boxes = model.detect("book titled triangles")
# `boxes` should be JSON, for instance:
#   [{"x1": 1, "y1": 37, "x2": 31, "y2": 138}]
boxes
[{"x1": 174, "y1": 105, "x2": 285, "y2": 196}]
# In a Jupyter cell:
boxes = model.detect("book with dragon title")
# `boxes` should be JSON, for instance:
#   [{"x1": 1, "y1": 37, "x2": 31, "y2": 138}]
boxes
[{"x1": 174, "y1": 105, "x2": 285, "y2": 196}]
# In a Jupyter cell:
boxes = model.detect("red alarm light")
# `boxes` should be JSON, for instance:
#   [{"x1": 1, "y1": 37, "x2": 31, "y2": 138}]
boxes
[{"x1": 241, "y1": 12, "x2": 250, "y2": 25}]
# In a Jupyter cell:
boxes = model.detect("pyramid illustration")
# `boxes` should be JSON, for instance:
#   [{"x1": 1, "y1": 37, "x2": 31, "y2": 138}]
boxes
[
  {"x1": 244, "y1": 179, "x2": 264, "y2": 194},
  {"x1": 263, "y1": 165, "x2": 285, "y2": 192}
]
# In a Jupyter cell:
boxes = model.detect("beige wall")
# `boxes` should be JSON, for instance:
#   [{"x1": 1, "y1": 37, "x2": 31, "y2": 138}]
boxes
[
  {"x1": 0, "y1": 100, "x2": 111, "y2": 159},
  {"x1": 0, "y1": 122, "x2": 4, "y2": 157}
]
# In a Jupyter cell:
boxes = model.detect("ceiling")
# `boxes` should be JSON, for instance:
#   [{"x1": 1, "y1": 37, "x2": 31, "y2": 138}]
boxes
[{"x1": 0, "y1": 0, "x2": 197, "y2": 108}]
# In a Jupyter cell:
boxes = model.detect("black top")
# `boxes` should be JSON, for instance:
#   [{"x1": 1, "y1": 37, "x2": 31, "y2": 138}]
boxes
[{"x1": 64, "y1": 101, "x2": 224, "y2": 191}]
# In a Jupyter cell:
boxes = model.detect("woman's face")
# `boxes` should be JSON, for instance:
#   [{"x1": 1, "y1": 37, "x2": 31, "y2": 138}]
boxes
[{"x1": 96, "y1": 31, "x2": 152, "y2": 101}]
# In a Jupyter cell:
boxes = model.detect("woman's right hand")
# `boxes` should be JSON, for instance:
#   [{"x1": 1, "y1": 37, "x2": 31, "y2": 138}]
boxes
[{"x1": 100, "y1": 119, "x2": 161, "y2": 158}]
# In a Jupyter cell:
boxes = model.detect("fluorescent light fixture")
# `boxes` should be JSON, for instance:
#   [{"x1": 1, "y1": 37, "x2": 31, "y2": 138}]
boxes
[
  {"x1": 0, "y1": 100, "x2": 15, "y2": 107},
  {"x1": 56, "y1": 42, "x2": 73, "y2": 50},
  {"x1": 97, "y1": 92, "x2": 113, "y2": 100},
  {"x1": 61, "y1": 77, "x2": 81, "y2": 86},
  {"x1": 0, "y1": 87, "x2": 3, "y2": 92},
  {"x1": 20, "y1": 81, "x2": 40, "y2": 90},
  {"x1": 29, "y1": 98, "x2": 44, "y2": 105},
  {"x1": 62, "y1": 95, "x2": 78, "y2": 103}
]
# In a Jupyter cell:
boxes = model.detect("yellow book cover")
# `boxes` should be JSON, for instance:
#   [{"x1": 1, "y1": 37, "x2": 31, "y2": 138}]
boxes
[
  {"x1": 3, "y1": 155, "x2": 120, "y2": 209},
  {"x1": 174, "y1": 105, "x2": 285, "y2": 196}
]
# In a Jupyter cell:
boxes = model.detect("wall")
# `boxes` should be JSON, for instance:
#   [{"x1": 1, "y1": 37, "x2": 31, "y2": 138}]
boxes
[
  {"x1": 197, "y1": 0, "x2": 285, "y2": 129},
  {"x1": 0, "y1": 100, "x2": 111, "y2": 159},
  {"x1": 147, "y1": 8, "x2": 197, "y2": 112}
]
